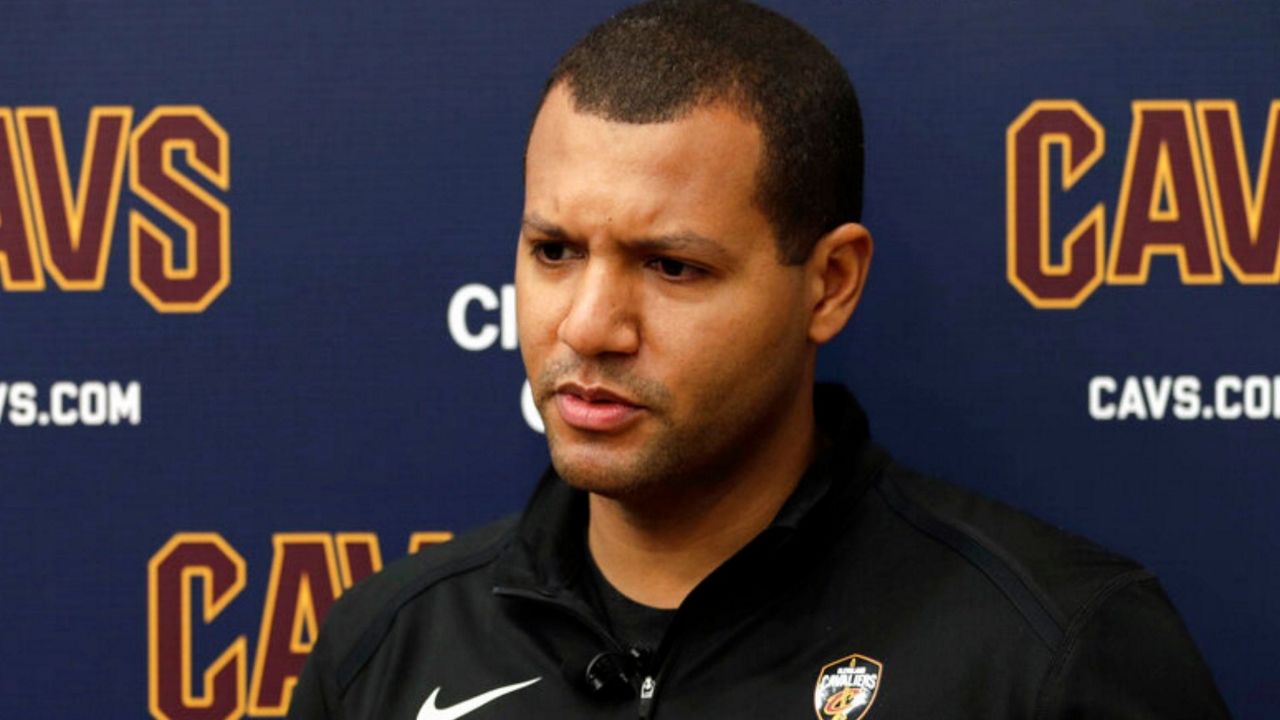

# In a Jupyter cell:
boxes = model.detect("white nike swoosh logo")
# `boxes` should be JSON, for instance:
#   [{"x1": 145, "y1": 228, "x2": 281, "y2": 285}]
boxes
[{"x1": 416, "y1": 677, "x2": 541, "y2": 720}]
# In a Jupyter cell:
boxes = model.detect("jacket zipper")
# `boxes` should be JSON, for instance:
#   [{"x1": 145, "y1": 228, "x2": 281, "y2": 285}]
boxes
[
  {"x1": 635, "y1": 620, "x2": 679, "y2": 719},
  {"x1": 493, "y1": 585, "x2": 672, "y2": 718},
  {"x1": 638, "y1": 675, "x2": 657, "y2": 719}
]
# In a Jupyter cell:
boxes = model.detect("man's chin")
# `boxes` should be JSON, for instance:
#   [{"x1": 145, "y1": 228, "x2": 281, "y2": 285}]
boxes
[
  {"x1": 551, "y1": 455, "x2": 632, "y2": 497},
  {"x1": 548, "y1": 444, "x2": 658, "y2": 499},
  {"x1": 544, "y1": 415, "x2": 696, "y2": 499}
]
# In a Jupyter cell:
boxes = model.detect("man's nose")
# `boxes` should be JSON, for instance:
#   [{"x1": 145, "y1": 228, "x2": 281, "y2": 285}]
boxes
[{"x1": 557, "y1": 262, "x2": 640, "y2": 357}]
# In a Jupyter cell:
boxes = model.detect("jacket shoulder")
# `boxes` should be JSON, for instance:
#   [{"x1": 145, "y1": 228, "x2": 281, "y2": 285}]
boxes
[
  {"x1": 859, "y1": 460, "x2": 1227, "y2": 716},
  {"x1": 875, "y1": 464, "x2": 1149, "y2": 646},
  {"x1": 314, "y1": 514, "x2": 517, "y2": 692}
]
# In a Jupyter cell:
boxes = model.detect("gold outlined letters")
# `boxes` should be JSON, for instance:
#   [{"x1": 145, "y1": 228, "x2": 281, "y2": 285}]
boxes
[
  {"x1": 149, "y1": 531, "x2": 451, "y2": 719},
  {"x1": 0, "y1": 105, "x2": 230, "y2": 310},
  {"x1": 1007, "y1": 98, "x2": 1278, "y2": 307}
]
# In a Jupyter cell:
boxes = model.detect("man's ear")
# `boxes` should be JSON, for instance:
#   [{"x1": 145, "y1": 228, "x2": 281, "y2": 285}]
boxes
[{"x1": 806, "y1": 222, "x2": 873, "y2": 344}]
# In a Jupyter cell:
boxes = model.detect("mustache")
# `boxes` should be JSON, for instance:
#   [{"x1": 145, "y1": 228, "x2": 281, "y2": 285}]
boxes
[{"x1": 534, "y1": 357, "x2": 671, "y2": 408}]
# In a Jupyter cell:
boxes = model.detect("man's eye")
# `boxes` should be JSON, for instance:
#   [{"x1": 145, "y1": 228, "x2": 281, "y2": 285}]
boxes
[
  {"x1": 650, "y1": 257, "x2": 704, "y2": 280},
  {"x1": 533, "y1": 242, "x2": 574, "y2": 263}
]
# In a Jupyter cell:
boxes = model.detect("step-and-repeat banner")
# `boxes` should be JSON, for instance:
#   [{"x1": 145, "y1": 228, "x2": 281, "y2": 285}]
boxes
[{"x1": 2, "y1": 1, "x2": 1276, "y2": 717}]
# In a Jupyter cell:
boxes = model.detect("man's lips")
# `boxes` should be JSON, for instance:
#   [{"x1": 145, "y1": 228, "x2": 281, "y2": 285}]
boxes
[{"x1": 553, "y1": 383, "x2": 644, "y2": 432}]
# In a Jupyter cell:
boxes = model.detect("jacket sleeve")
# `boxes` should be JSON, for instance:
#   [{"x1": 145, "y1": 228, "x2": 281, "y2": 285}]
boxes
[
  {"x1": 1037, "y1": 575, "x2": 1232, "y2": 719},
  {"x1": 287, "y1": 633, "x2": 339, "y2": 720}
]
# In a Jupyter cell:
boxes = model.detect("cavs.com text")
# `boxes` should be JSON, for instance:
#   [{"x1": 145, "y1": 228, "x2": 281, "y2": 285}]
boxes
[
  {"x1": 0, "y1": 381, "x2": 141, "y2": 427},
  {"x1": 1089, "y1": 375, "x2": 1280, "y2": 421}
]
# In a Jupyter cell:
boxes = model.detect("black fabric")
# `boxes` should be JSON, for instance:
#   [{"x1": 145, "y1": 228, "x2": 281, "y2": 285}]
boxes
[
  {"x1": 876, "y1": 471, "x2": 1066, "y2": 648},
  {"x1": 289, "y1": 384, "x2": 1231, "y2": 720},
  {"x1": 1036, "y1": 575, "x2": 1229, "y2": 718},
  {"x1": 583, "y1": 550, "x2": 677, "y2": 656}
]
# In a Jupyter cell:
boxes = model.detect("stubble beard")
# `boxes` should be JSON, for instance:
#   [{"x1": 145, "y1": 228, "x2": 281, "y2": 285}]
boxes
[
  {"x1": 534, "y1": 357, "x2": 700, "y2": 500},
  {"x1": 546, "y1": 425, "x2": 691, "y2": 500},
  {"x1": 534, "y1": 356, "x2": 795, "y2": 503}
]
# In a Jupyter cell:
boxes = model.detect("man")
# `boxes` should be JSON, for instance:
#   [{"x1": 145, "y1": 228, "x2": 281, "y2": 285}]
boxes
[{"x1": 290, "y1": 1, "x2": 1229, "y2": 717}]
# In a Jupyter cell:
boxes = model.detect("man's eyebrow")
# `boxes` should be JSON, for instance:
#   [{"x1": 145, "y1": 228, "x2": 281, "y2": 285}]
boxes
[
  {"x1": 627, "y1": 232, "x2": 733, "y2": 264},
  {"x1": 521, "y1": 214, "x2": 568, "y2": 239},
  {"x1": 521, "y1": 214, "x2": 733, "y2": 263}
]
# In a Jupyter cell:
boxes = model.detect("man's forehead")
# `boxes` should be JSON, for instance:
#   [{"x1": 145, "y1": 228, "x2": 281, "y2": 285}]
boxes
[
  {"x1": 519, "y1": 81, "x2": 780, "y2": 263},
  {"x1": 529, "y1": 83, "x2": 761, "y2": 159},
  {"x1": 549, "y1": 75, "x2": 756, "y2": 126},
  {"x1": 529, "y1": 87, "x2": 761, "y2": 185}
]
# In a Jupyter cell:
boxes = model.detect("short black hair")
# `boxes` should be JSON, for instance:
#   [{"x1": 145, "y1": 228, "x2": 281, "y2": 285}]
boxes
[{"x1": 540, "y1": 0, "x2": 863, "y2": 263}]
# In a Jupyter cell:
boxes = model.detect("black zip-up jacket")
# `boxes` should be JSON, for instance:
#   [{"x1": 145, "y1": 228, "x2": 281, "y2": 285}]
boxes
[{"x1": 289, "y1": 385, "x2": 1230, "y2": 719}]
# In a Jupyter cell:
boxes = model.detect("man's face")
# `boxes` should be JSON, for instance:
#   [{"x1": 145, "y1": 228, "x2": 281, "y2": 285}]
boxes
[{"x1": 517, "y1": 85, "x2": 816, "y2": 498}]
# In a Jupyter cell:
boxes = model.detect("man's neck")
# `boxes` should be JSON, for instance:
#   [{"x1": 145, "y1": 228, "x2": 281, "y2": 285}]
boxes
[{"x1": 586, "y1": 388, "x2": 817, "y2": 610}]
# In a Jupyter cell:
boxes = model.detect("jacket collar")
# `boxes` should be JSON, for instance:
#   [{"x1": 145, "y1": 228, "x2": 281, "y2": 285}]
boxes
[{"x1": 493, "y1": 383, "x2": 882, "y2": 595}]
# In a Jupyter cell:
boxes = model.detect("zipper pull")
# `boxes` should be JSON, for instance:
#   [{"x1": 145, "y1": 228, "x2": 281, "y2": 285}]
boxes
[{"x1": 638, "y1": 676, "x2": 656, "y2": 719}]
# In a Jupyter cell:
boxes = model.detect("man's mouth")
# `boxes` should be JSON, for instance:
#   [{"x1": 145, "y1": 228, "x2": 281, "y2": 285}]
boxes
[{"x1": 553, "y1": 383, "x2": 644, "y2": 432}]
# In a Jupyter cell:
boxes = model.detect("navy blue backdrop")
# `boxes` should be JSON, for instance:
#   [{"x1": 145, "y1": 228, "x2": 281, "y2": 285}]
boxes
[{"x1": 1, "y1": 1, "x2": 1276, "y2": 717}]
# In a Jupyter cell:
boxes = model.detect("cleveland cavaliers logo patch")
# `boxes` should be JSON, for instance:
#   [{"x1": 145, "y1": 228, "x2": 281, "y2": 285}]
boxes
[{"x1": 813, "y1": 653, "x2": 882, "y2": 720}]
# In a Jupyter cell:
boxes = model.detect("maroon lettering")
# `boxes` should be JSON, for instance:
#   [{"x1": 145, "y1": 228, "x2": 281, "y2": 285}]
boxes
[
  {"x1": 147, "y1": 534, "x2": 246, "y2": 720},
  {"x1": 18, "y1": 107, "x2": 130, "y2": 288},
  {"x1": 130, "y1": 107, "x2": 230, "y2": 312},
  {"x1": 1198, "y1": 101, "x2": 1280, "y2": 282},
  {"x1": 0, "y1": 110, "x2": 43, "y2": 290},
  {"x1": 1109, "y1": 102, "x2": 1220, "y2": 283},
  {"x1": 1006, "y1": 101, "x2": 1105, "y2": 308}
]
